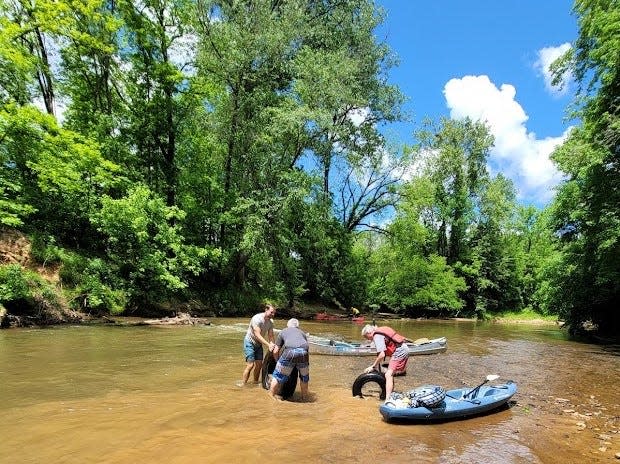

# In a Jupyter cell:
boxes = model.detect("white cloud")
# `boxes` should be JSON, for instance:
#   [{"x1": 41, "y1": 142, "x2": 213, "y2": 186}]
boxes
[
  {"x1": 443, "y1": 75, "x2": 568, "y2": 205},
  {"x1": 535, "y1": 43, "x2": 572, "y2": 97}
]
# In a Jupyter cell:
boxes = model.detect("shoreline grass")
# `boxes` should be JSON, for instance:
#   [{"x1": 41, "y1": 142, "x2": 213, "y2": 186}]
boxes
[{"x1": 492, "y1": 309, "x2": 559, "y2": 324}]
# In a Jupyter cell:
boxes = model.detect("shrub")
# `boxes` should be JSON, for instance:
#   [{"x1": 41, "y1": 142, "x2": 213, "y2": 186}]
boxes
[{"x1": 0, "y1": 264, "x2": 61, "y2": 315}]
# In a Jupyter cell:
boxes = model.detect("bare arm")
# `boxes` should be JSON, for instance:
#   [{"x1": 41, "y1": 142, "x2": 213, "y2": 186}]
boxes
[
  {"x1": 370, "y1": 351, "x2": 386, "y2": 370},
  {"x1": 252, "y1": 325, "x2": 275, "y2": 350},
  {"x1": 365, "y1": 335, "x2": 386, "y2": 372}
]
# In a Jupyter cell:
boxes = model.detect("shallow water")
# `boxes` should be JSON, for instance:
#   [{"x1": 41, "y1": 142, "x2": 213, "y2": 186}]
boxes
[{"x1": 1, "y1": 318, "x2": 618, "y2": 463}]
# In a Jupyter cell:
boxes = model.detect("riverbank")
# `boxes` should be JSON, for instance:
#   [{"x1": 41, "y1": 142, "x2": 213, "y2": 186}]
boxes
[
  {"x1": 1, "y1": 299, "x2": 561, "y2": 329},
  {"x1": 1, "y1": 227, "x2": 562, "y2": 330},
  {"x1": 0, "y1": 227, "x2": 565, "y2": 331},
  {"x1": 286, "y1": 303, "x2": 562, "y2": 326}
]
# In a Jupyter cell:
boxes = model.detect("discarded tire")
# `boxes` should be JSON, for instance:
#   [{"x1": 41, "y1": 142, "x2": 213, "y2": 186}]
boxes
[{"x1": 352, "y1": 371, "x2": 386, "y2": 400}]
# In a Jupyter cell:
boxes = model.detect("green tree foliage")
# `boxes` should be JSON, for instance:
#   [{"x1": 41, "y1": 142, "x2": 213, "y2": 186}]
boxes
[
  {"x1": 513, "y1": 206, "x2": 558, "y2": 314},
  {"x1": 189, "y1": 0, "x2": 404, "y2": 306},
  {"x1": 413, "y1": 118, "x2": 493, "y2": 263},
  {"x1": 0, "y1": 0, "x2": 57, "y2": 114},
  {"x1": 1, "y1": 0, "x2": 567, "y2": 319},
  {"x1": 59, "y1": 0, "x2": 125, "y2": 160},
  {"x1": 365, "y1": 117, "x2": 537, "y2": 318},
  {"x1": 0, "y1": 2, "x2": 36, "y2": 106},
  {"x1": 471, "y1": 175, "x2": 524, "y2": 314},
  {"x1": 0, "y1": 263, "x2": 62, "y2": 317},
  {"x1": 92, "y1": 185, "x2": 214, "y2": 307},
  {"x1": 546, "y1": 0, "x2": 620, "y2": 334},
  {"x1": 407, "y1": 118, "x2": 499, "y2": 315},
  {"x1": 365, "y1": 176, "x2": 467, "y2": 315},
  {"x1": 366, "y1": 232, "x2": 467, "y2": 316},
  {"x1": 0, "y1": 178, "x2": 36, "y2": 227},
  {"x1": 0, "y1": 104, "x2": 120, "y2": 244}
]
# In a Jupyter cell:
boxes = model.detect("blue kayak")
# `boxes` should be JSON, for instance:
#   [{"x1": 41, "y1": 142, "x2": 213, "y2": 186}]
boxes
[{"x1": 379, "y1": 380, "x2": 517, "y2": 422}]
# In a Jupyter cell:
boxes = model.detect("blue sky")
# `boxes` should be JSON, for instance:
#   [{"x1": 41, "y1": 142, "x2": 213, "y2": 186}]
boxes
[{"x1": 375, "y1": 0, "x2": 578, "y2": 207}]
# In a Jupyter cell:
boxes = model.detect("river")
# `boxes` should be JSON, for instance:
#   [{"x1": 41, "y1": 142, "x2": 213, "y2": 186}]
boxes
[{"x1": 1, "y1": 318, "x2": 618, "y2": 463}]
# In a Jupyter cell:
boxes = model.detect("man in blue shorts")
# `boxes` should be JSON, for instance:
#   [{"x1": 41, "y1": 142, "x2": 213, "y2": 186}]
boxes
[
  {"x1": 269, "y1": 318, "x2": 310, "y2": 401},
  {"x1": 242, "y1": 303, "x2": 276, "y2": 385}
]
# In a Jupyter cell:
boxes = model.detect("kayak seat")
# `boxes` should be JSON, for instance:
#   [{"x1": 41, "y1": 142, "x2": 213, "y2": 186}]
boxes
[{"x1": 483, "y1": 385, "x2": 510, "y2": 396}]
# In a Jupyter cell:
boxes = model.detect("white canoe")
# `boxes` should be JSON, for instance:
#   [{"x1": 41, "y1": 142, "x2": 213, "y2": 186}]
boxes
[{"x1": 309, "y1": 336, "x2": 447, "y2": 356}]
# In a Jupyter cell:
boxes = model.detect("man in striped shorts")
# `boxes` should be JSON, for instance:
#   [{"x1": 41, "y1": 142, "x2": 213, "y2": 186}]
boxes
[{"x1": 268, "y1": 318, "x2": 310, "y2": 401}]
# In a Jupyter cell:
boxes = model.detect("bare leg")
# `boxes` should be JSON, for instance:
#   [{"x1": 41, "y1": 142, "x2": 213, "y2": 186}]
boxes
[
  {"x1": 385, "y1": 369, "x2": 395, "y2": 399},
  {"x1": 242, "y1": 361, "x2": 254, "y2": 383},
  {"x1": 300, "y1": 381, "x2": 309, "y2": 401},
  {"x1": 252, "y1": 360, "x2": 263, "y2": 382},
  {"x1": 268, "y1": 377, "x2": 282, "y2": 400}
]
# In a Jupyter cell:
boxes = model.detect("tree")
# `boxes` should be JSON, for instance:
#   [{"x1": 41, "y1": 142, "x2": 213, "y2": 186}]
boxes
[
  {"x1": 190, "y1": 0, "x2": 404, "y2": 304},
  {"x1": 413, "y1": 117, "x2": 493, "y2": 265},
  {"x1": 92, "y1": 185, "x2": 209, "y2": 307},
  {"x1": 1, "y1": 0, "x2": 409, "y2": 315},
  {"x1": 470, "y1": 174, "x2": 523, "y2": 314},
  {"x1": 408, "y1": 117, "x2": 495, "y2": 314},
  {"x1": 365, "y1": 173, "x2": 467, "y2": 315},
  {"x1": 0, "y1": 104, "x2": 120, "y2": 244},
  {"x1": 333, "y1": 143, "x2": 407, "y2": 232},
  {"x1": 546, "y1": 0, "x2": 620, "y2": 334}
]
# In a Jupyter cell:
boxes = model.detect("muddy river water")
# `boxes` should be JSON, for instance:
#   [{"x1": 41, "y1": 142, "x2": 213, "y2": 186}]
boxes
[{"x1": 1, "y1": 318, "x2": 618, "y2": 463}]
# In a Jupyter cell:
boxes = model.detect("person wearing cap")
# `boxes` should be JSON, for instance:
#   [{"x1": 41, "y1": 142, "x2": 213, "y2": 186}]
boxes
[
  {"x1": 268, "y1": 318, "x2": 310, "y2": 401},
  {"x1": 241, "y1": 303, "x2": 277, "y2": 385}
]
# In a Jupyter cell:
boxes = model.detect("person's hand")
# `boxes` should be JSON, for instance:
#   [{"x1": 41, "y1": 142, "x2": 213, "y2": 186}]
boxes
[
  {"x1": 268, "y1": 342, "x2": 276, "y2": 352},
  {"x1": 364, "y1": 365, "x2": 375, "y2": 374}
]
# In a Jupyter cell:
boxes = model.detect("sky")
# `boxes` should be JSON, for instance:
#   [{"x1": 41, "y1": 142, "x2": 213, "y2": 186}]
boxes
[{"x1": 374, "y1": 0, "x2": 579, "y2": 207}]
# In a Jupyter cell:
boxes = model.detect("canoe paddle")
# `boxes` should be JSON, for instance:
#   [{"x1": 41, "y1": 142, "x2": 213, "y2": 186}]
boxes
[{"x1": 463, "y1": 374, "x2": 500, "y2": 399}]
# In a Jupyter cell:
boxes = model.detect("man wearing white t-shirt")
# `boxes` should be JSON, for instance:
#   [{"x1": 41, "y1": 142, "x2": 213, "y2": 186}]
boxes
[{"x1": 241, "y1": 304, "x2": 276, "y2": 384}]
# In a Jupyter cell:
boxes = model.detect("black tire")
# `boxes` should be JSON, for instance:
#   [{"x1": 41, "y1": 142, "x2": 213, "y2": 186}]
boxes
[
  {"x1": 261, "y1": 352, "x2": 298, "y2": 399},
  {"x1": 352, "y1": 371, "x2": 386, "y2": 400}
]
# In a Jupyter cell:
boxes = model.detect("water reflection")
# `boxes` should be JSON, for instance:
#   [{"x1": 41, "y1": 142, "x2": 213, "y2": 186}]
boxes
[{"x1": 1, "y1": 319, "x2": 618, "y2": 464}]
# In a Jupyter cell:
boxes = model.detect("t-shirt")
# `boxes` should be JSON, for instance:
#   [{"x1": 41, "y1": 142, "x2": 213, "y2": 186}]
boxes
[
  {"x1": 372, "y1": 333, "x2": 387, "y2": 353},
  {"x1": 275, "y1": 327, "x2": 309, "y2": 350},
  {"x1": 245, "y1": 313, "x2": 274, "y2": 345}
]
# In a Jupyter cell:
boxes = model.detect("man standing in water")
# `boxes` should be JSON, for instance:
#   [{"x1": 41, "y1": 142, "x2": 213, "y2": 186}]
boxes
[
  {"x1": 241, "y1": 303, "x2": 276, "y2": 385},
  {"x1": 269, "y1": 318, "x2": 310, "y2": 401},
  {"x1": 361, "y1": 324, "x2": 409, "y2": 400}
]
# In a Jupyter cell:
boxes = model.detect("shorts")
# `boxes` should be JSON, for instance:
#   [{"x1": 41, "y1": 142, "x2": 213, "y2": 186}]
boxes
[
  {"x1": 388, "y1": 345, "x2": 409, "y2": 373},
  {"x1": 244, "y1": 337, "x2": 264, "y2": 362},
  {"x1": 273, "y1": 347, "x2": 310, "y2": 384}
]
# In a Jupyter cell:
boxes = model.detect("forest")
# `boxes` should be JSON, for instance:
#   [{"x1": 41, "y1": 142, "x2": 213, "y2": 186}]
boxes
[{"x1": 0, "y1": 0, "x2": 618, "y2": 336}]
